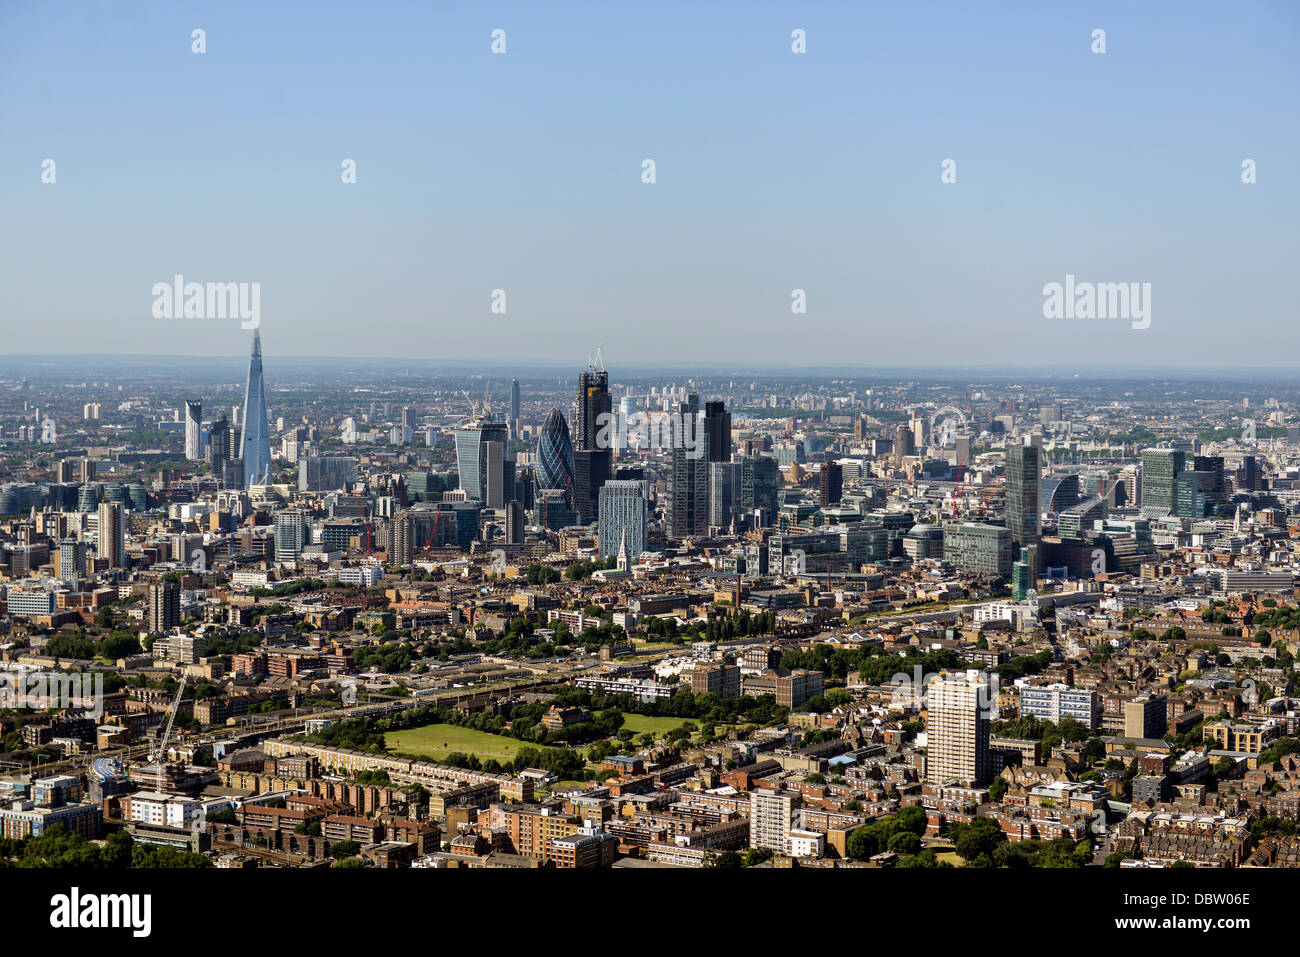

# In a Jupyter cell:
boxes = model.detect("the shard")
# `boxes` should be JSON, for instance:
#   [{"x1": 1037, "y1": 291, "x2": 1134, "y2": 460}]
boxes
[{"x1": 239, "y1": 330, "x2": 272, "y2": 487}]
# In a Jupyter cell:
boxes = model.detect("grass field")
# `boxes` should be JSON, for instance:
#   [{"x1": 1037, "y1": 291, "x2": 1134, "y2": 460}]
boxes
[
  {"x1": 618, "y1": 714, "x2": 694, "y2": 736},
  {"x1": 386, "y1": 724, "x2": 546, "y2": 763}
]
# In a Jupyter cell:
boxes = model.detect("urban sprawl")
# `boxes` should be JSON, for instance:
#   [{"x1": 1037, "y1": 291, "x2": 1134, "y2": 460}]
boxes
[{"x1": 4, "y1": 339, "x2": 1300, "y2": 871}]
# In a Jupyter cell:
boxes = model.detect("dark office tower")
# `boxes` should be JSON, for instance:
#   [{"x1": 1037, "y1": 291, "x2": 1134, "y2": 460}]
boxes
[
  {"x1": 1193, "y1": 455, "x2": 1226, "y2": 509},
  {"x1": 704, "y1": 400, "x2": 732, "y2": 463},
  {"x1": 537, "y1": 408, "x2": 576, "y2": 501},
  {"x1": 505, "y1": 500, "x2": 525, "y2": 545},
  {"x1": 894, "y1": 423, "x2": 915, "y2": 460},
  {"x1": 509, "y1": 378, "x2": 521, "y2": 439},
  {"x1": 207, "y1": 414, "x2": 232, "y2": 466},
  {"x1": 239, "y1": 330, "x2": 273, "y2": 488},
  {"x1": 1241, "y1": 455, "x2": 1258, "y2": 493},
  {"x1": 401, "y1": 406, "x2": 414, "y2": 429},
  {"x1": 147, "y1": 580, "x2": 180, "y2": 634},
  {"x1": 739, "y1": 455, "x2": 780, "y2": 520},
  {"x1": 667, "y1": 394, "x2": 709, "y2": 538},
  {"x1": 1004, "y1": 441, "x2": 1041, "y2": 564},
  {"x1": 484, "y1": 440, "x2": 515, "y2": 508},
  {"x1": 574, "y1": 366, "x2": 612, "y2": 523},
  {"x1": 1140, "y1": 448, "x2": 1185, "y2": 513},
  {"x1": 818, "y1": 462, "x2": 843, "y2": 506}
]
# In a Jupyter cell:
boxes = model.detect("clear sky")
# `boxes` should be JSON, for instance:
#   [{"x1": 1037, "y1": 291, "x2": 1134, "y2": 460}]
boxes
[{"x1": 2, "y1": 0, "x2": 1296, "y2": 369}]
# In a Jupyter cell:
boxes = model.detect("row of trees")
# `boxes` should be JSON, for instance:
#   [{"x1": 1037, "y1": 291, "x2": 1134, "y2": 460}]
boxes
[{"x1": 0, "y1": 825, "x2": 210, "y2": 868}]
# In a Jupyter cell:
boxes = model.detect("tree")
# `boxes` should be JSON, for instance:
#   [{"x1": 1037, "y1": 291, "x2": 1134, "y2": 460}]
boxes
[
  {"x1": 888, "y1": 832, "x2": 922, "y2": 856},
  {"x1": 101, "y1": 632, "x2": 142, "y2": 659},
  {"x1": 948, "y1": 818, "x2": 1006, "y2": 865},
  {"x1": 329, "y1": 840, "x2": 361, "y2": 859}
]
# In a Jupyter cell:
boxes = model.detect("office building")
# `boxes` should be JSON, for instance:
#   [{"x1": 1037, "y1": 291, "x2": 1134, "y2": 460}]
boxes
[
  {"x1": 504, "y1": 500, "x2": 526, "y2": 545},
  {"x1": 455, "y1": 413, "x2": 509, "y2": 504},
  {"x1": 298, "y1": 456, "x2": 359, "y2": 492},
  {"x1": 666, "y1": 393, "x2": 709, "y2": 538},
  {"x1": 509, "y1": 377, "x2": 521, "y2": 439},
  {"x1": 1140, "y1": 448, "x2": 1185, "y2": 514},
  {"x1": 709, "y1": 461, "x2": 741, "y2": 528},
  {"x1": 738, "y1": 455, "x2": 779, "y2": 521},
  {"x1": 574, "y1": 366, "x2": 612, "y2": 522},
  {"x1": 942, "y1": 522, "x2": 1011, "y2": 577},
  {"x1": 1004, "y1": 441, "x2": 1040, "y2": 564},
  {"x1": 537, "y1": 407, "x2": 576, "y2": 502},
  {"x1": 703, "y1": 399, "x2": 731, "y2": 464},
  {"x1": 818, "y1": 462, "x2": 843, "y2": 507}
]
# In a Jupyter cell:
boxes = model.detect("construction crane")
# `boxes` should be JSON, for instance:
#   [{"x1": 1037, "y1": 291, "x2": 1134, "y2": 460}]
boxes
[{"x1": 149, "y1": 674, "x2": 188, "y2": 766}]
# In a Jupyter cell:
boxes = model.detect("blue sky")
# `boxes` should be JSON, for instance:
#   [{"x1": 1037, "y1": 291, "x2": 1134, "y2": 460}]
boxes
[{"x1": 1, "y1": 0, "x2": 1296, "y2": 368}]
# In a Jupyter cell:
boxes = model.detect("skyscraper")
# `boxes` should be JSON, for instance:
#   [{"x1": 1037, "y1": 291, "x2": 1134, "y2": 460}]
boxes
[
  {"x1": 926, "y1": 671, "x2": 993, "y2": 786},
  {"x1": 509, "y1": 377, "x2": 521, "y2": 439},
  {"x1": 703, "y1": 400, "x2": 732, "y2": 464},
  {"x1": 455, "y1": 412, "x2": 509, "y2": 504},
  {"x1": 598, "y1": 480, "x2": 647, "y2": 559},
  {"x1": 574, "y1": 366, "x2": 612, "y2": 523},
  {"x1": 207, "y1": 414, "x2": 232, "y2": 467},
  {"x1": 147, "y1": 580, "x2": 180, "y2": 634},
  {"x1": 273, "y1": 510, "x2": 311, "y2": 564},
  {"x1": 667, "y1": 393, "x2": 709, "y2": 538},
  {"x1": 239, "y1": 331, "x2": 273, "y2": 488},
  {"x1": 738, "y1": 455, "x2": 780, "y2": 523},
  {"x1": 96, "y1": 501, "x2": 125, "y2": 569},
  {"x1": 1004, "y1": 441, "x2": 1040, "y2": 565},
  {"x1": 709, "y1": 461, "x2": 741, "y2": 528},
  {"x1": 818, "y1": 462, "x2": 843, "y2": 507},
  {"x1": 184, "y1": 400, "x2": 202, "y2": 461},
  {"x1": 390, "y1": 512, "x2": 415, "y2": 566},
  {"x1": 536, "y1": 408, "x2": 576, "y2": 502},
  {"x1": 504, "y1": 500, "x2": 525, "y2": 545},
  {"x1": 1140, "y1": 448, "x2": 1185, "y2": 514}
]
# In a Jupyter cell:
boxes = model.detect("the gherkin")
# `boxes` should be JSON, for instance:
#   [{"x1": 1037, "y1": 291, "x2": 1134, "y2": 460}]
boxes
[{"x1": 536, "y1": 407, "x2": 575, "y2": 501}]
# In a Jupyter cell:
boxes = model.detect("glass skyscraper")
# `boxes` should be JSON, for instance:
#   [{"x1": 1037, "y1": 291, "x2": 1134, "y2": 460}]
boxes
[
  {"x1": 239, "y1": 331, "x2": 273, "y2": 488},
  {"x1": 536, "y1": 407, "x2": 576, "y2": 500},
  {"x1": 455, "y1": 412, "x2": 508, "y2": 504},
  {"x1": 1140, "y1": 448, "x2": 1185, "y2": 514},
  {"x1": 1004, "y1": 441, "x2": 1040, "y2": 564}
]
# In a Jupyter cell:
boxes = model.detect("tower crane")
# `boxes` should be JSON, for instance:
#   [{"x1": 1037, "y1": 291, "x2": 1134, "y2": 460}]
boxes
[{"x1": 149, "y1": 674, "x2": 188, "y2": 765}]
